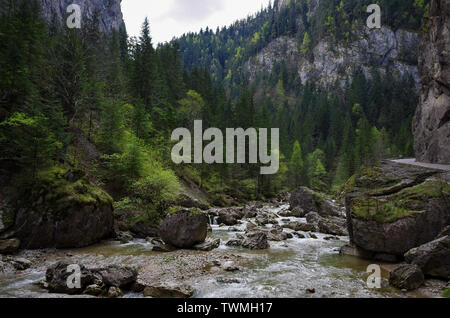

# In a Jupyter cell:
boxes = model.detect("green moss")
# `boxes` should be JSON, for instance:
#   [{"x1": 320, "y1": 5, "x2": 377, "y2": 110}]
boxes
[
  {"x1": 352, "y1": 197, "x2": 418, "y2": 223},
  {"x1": 442, "y1": 289, "x2": 450, "y2": 298},
  {"x1": 352, "y1": 180, "x2": 450, "y2": 223},
  {"x1": 32, "y1": 166, "x2": 113, "y2": 214}
]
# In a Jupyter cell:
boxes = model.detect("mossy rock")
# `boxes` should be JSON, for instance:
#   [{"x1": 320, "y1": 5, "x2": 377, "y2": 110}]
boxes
[{"x1": 12, "y1": 166, "x2": 114, "y2": 249}]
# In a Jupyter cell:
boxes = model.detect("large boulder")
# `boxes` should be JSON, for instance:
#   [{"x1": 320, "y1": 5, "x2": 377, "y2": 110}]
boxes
[
  {"x1": 217, "y1": 208, "x2": 244, "y2": 226},
  {"x1": 290, "y1": 187, "x2": 342, "y2": 217},
  {"x1": 241, "y1": 232, "x2": 269, "y2": 250},
  {"x1": 389, "y1": 264, "x2": 425, "y2": 291},
  {"x1": 306, "y1": 212, "x2": 348, "y2": 236},
  {"x1": 345, "y1": 163, "x2": 450, "y2": 256},
  {"x1": 404, "y1": 236, "x2": 450, "y2": 279},
  {"x1": 159, "y1": 210, "x2": 208, "y2": 248},
  {"x1": 96, "y1": 265, "x2": 138, "y2": 288},
  {"x1": 413, "y1": 0, "x2": 450, "y2": 164},
  {"x1": 46, "y1": 262, "x2": 96, "y2": 295},
  {"x1": 9, "y1": 168, "x2": 114, "y2": 249}
]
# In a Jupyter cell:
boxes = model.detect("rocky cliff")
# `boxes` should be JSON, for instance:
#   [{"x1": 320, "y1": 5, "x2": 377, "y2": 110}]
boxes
[
  {"x1": 38, "y1": 0, "x2": 124, "y2": 33},
  {"x1": 413, "y1": 0, "x2": 450, "y2": 164},
  {"x1": 245, "y1": 1, "x2": 419, "y2": 88}
]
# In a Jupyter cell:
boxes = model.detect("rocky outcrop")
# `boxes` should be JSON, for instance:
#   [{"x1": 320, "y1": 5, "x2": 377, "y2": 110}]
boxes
[
  {"x1": 413, "y1": 0, "x2": 450, "y2": 164},
  {"x1": 405, "y1": 236, "x2": 450, "y2": 279},
  {"x1": 159, "y1": 210, "x2": 208, "y2": 248},
  {"x1": 45, "y1": 262, "x2": 137, "y2": 297},
  {"x1": 345, "y1": 161, "x2": 450, "y2": 256},
  {"x1": 38, "y1": 0, "x2": 124, "y2": 34},
  {"x1": 290, "y1": 187, "x2": 343, "y2": 217},
  {"x1": 389, "y1": 264, "x2": 425, "y2": 291},
  {"x1": 245, "y1": 27, "x2": 419, "y2": 88},
  {"x1": 2, "y1": 168, "x2": 114, "y2": 249}
]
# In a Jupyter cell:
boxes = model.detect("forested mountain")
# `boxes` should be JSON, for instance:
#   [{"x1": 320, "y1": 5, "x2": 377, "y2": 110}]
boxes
[
  {"x1": 0, "y1": 0, "x2": 431, "y2": 244},
  {"x1": 175, "y1": 0, "x2": 430, "y2": 191}
]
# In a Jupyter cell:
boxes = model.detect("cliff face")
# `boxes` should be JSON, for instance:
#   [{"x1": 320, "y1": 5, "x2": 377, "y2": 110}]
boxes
[
  {"x1": 413, "y1": 0, "x2": 450, "y2": 164},
  {"x1": 38, "y1": 0, "x2": 124, "y2": 33},
  {"x1": 244, "y1": 26, "x2": 419, "y2": 88}
]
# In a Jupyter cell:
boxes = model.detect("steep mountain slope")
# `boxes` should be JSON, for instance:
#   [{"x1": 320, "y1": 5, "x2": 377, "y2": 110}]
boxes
[
  {"x1": 413, "y1": 0, "x2": 450, "y2": 164},
  {"x1": 177, "y1": 0, "x2": 427, "y2": 90}
]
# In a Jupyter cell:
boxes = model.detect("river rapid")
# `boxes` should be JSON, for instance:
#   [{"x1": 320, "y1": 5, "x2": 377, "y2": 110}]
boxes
[{"x1": 0, "y1": 204, "x2": 445, "y2": 298}]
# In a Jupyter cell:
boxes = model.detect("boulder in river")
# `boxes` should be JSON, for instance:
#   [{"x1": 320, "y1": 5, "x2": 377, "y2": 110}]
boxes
[
  {"x1": 217, "y1": 208, "x2": 244, "y2": 226},
  {"x1": 10, "y1": 167, "x2": 114, "y2": 249},
  {"x1": 241, "y1": 231, "x2": 269, "y2": 250},
  {"x1": 194, "y1": 238, "x2": 220, "y2": 251},
  {"x1": 290, "y1": 187, "x2": 343, "y2": 217},
  {"x1": 96, "y1": 265, "x2": 137, "y2": 288},
  {"x1": 159, "y1": 210, "x2": 208, "y2": 248},
  {"x1": 46, "y1": 262, "x2": 96, "y2": 295},
  {"x1": 389, "y1": 264, "x2": 424, "y2": 291},
  {"x1": 345, "y1": 162, "x2": 450, "y2": 256},
  {"x1": 404, "y1": 236, "x2": 450, "y2": 279}
]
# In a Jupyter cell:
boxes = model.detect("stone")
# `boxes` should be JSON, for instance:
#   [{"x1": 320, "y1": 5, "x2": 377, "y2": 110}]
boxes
[
  {"x1": 340, "y1": 245, "x2": 374, "y2": 259},
  {"x1": 10, "y1": 257, "x2": 32, "y2": 270},
  {"x1": 241, "y1": 232, "x2": 269, "y2": 250},
  {"x1": 143, "y1": 283, "x2": 194, "y2": 298},
  {"x1": 278, "y1": 206, "x2": 305, "y2": 218},
  {"x1": 404, "y1": 236, "x2": 450, "y2": 279},
  {"x1": 159, "y1": 210, "x2": 208, "y2": 248},
  {"x1": 217, "y1": 277, "x2": 241, "y2": 284},
  {"x1": 283, "y1": 221, "x2": 317, "y2": 232},
  {"x1": 216, "y1": 208, "x2": 244, "y2": 226},
  {"x1": 0, "y1": 238, "x2": 20, "y2": 254},
  {"x1": 115, "y1": 231, "x2": 133, "y2": 244},
  {"x1": 222, "y1": 261, "x2": 240, "y2": 272},
  {"x1": 290, "y1": 187, "x2": 342, "y2": 217},
  {"x1": 151, "y1": 239, "x2": 176, "y2": 252},
  {"x1": 389, "y1": 264, "x2": 424, "y2": 291},
  {"x1": 46, "y1": 262, "x2": 95, "y2": 295},
  {"x1": 107, "y1": 286, "x2": 123, "y2": 298},
  {"x1": 83, "y1": 284, "x2": 103, "y2": 296},
  {"x1": 194, "y1": 238, "x2": 220, "y2": 251},
  {"x1": 96, "y1": 265, "x2": 137, "y2": 288}
]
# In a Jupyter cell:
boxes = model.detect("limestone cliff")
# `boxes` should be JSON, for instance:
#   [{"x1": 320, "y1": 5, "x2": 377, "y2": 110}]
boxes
[
  {"x1": 413, "y1": 0, "x2": 450, "y2": 164},
  {"x1": 38, "y1": 0, "x2": 124, "y2": 33}
]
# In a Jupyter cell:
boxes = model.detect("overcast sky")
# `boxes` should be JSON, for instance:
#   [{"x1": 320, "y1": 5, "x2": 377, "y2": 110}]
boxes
[{"x1": 122, "y1": 0, "x2": 271, "y2": 44}]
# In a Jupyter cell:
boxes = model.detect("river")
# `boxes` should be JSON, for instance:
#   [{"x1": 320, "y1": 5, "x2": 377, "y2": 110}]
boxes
[{"x1": 0, "y1": 205, "x2": 443, "y2": 298}]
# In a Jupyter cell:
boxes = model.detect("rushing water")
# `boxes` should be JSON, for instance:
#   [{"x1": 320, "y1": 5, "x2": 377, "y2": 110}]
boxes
[{"x1": 0, "y1": 205, "x2": 441, "y2": 298}]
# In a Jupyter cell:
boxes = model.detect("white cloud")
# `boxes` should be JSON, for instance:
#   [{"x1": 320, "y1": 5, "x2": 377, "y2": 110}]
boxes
[{"x1": 122, "y1": 0, "x2": 271, "y2": 44}]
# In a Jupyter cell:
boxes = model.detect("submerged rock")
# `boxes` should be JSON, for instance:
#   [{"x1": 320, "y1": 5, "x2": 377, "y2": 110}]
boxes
[
  {"x1": 159, "y1": 210, "x2": 208, "y2": 248},
  {"x1": 389, "y1": 264, "x2": 424, "y2": 291},
  {"x1": 194, "y1": 238, "x2": 220, "y2": 251},
  {"x1": 404, "y1": 236, "x2": 450, "y2": 279}
]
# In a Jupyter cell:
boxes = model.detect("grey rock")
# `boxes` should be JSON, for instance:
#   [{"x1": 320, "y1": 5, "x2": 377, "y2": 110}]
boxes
[
  {"x1": 241, "y1": 232, "x2": 269, "y2": 250},
  {"x1": 194, "y1": 238, "x2": 220, "y2": 251},
  {"x1": 96, "y1": 265, "x2": 137, "y2": 288},
  {"x1": 107, "y1": 286, "x2": 123, "y2": 298},
  {"x1": 46, "y1": 262, "x2": 95, "y2": 295},
  {"x1": 389, "y1": 264, "x2": 424, "y2": 291},
  {"x1": 404, "y1": 236, "x2": 450, "y2": 279},
  {"x1": 159, "y1": 210, "x2": 208, "y2": 248},
  {"x1": 83, "y1": 284, "x2": 103, "y2": 296}
]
